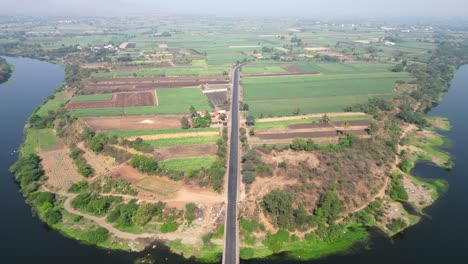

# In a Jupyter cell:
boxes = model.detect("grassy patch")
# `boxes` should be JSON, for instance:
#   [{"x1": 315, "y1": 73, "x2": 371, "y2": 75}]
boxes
[
  {"x1": 147, "y1": 135, "x2": 219, "y2": 148},
  {"x1": 426, "y1": 116, "x2": 451, "y2": 131},
  {"x1": 20, "y1": 128, "x2": 56, "y2": 155},
  {"x1": 72, "y1": 94, "x2": 113, "y2": 102},
  {"x1": 409, "y1": 175, "x2": 448, "y2": 200},
  {"x1": 160, "y1": 156, "x2": 217, "y2": 171},
  {"x1": 36, "y1": 99, "x2": 68, "y2": 117},
  {"x1": 160, "y1": 222, "x2": 179, "y2": 233}
]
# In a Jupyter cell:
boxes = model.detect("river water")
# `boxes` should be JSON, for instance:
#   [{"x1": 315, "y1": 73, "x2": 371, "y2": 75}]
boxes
[{"x1": 1, "y1": 57, "x2": 467, "y2": 263}]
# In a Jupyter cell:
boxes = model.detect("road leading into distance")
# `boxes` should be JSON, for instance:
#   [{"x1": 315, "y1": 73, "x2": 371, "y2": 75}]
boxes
[{"x1": 223, "y1": 66, "x2": 240, "y2": 264}]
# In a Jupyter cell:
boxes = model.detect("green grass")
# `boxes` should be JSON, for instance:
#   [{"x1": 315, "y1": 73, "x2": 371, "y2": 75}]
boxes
[
  {"x1": 160, "y1": 222, "x2": 179, "y2": 233},
  {"x1": 105, "y1": 127, "x2": 218, "y2": 138},
  {"x1": 241, "y1": 225, "x2": 368, "y2": 260},
  {"x1": 167, "y1": 239, "x2": 222, "y2": 262},
  {"x1": 20, "y1": 128, "x2": 56, "y2": 156},
  {"x1": 243, "y1": 72, "x2": 408, "y2": 117},
  {"x1": 36, "y1": 99, "x2": 68, "y2": 117},
  {"x1": 71, "y1": 88, "x2": 212, "y2": 116},
  {"x1": 147, "y1": 136, "x2": 219, "y2": 148},
  {"x1": 160, "y1": 156, "x2": 217, "y2": 171},
  {"x1": 72, "y1": 94, "x2": 113, "y2": 102},
  {"x1": 408, "y1": 175, "x2": 448, "y2": 200},
  {"x1": 254, "y1": 115, "x2": 371, "y2": 130}
]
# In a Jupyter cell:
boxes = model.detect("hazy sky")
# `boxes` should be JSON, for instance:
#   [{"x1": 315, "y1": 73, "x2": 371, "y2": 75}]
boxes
[{"x1": 1, "y1": 0, "x2": 468, "y2": 17}]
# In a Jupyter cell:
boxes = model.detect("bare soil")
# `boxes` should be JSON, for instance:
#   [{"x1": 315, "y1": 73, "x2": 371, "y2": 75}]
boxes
[
  {"x1": 83, "y1": 115, "x2": 185, "y2": 131},
  {"x1": 83, "y1": 76, "x2": 230, "y2": 93},
  {"x1": 205, "y1": 91, "x2": 227, "y2": 106},
  {"x1": 255, "y1": 129, "x2": 369, "y2": 140},
  {"x1": 155, "y1": 143, "x2": 218, "y2": 160},
  {"x1": 40, "y1": 148, "x2": 82, "y2": 191},
  {"x1": 256, "y1": 112, "x2": 367, "y2": 123}
]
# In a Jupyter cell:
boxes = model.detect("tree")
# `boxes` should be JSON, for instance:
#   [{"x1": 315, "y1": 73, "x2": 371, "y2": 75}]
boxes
[
  {"x1": 242, "y1": 103, "x2": 249, "y2": 111},
  {"x1": 262, "y1": 189, "x2": 294, "y2": 228},
  {"x1": 316, "y1": 191, "x2": 344, "y2": 224},
  {"x1": 320, "y1": 114, "x2": 330, "y2": 123},
  {"x1": 246, "y1": 115, "x2": 256, "y2": 126},
  {"x1": 189, "y1": 105, "x2": 197, "y2": 116},
  {"x1": 180, "y1": 117, "x2": 191, "y2": 129},
  {"x1": 343, "y1": 121, "x2": 350, "y2": 133},
  {"x1": 130, "y1": 155, "x2": 158, "y2": 174}
]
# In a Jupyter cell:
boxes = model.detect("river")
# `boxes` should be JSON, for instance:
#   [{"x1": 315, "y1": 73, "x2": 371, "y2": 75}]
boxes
[{"x1": 1, "y1": 57, "x2": 467, "y2": 263}]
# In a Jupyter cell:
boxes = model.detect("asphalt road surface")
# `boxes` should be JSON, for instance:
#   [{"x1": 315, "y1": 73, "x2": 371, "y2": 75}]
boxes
[{"x1": 223, "y1": 67, "x2": 240, "y2": 264}]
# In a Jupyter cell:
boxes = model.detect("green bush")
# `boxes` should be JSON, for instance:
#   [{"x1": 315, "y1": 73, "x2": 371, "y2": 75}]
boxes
[
  {"x1": 84, "y1": 227, "x2": 110, "y2": 244},
  {"x1": 160, "y1": 222, "x2": 179, "y2": 233},
  {"x1": 130, "y1": 155, "x2": 158, "y2": 174},
  {"x1": 185, "y1": 203, "x2": 197, "y2": 223}
]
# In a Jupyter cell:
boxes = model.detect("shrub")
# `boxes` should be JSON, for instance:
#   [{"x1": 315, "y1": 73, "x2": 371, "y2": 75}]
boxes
[
  {"x1": 130, "y1": 155, "x2": 158, "y2": 174},
  {"x1": 160, "y1": 222, "x2": 179, "y2": 233}
]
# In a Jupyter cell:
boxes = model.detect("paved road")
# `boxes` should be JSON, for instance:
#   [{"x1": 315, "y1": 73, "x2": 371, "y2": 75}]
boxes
[{"x1": 223, "y1": 67, "x2": 240, "y2": 264}]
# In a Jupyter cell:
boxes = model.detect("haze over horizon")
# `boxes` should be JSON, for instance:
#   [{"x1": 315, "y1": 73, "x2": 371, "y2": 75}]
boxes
[{"x1": 1, "y1": 0, "x2": 468, "y2": 18}]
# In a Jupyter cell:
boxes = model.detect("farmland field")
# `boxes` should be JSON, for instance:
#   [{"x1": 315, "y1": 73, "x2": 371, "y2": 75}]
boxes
[
  {"x1": 71, "y1": 88, "x2": 212, "y2": 116},
  {"x1": 146, "y1": 135, "x2": 220, "y2": 148},
  {"x1": 159, "y1": 156, "x2": 217, "y2": 171},
  {"x1": 105, "y1": 127, "x2": 218, "y2": 137},
  {"x1": 242, "y1": 71, "x2": 408, "y2": 117},
  {"x1": 134, "y1": 177, "x2": 184, "y2": 195},
  {"x1": 71, "y1": 94, "x2": 113, "y2": 102},
  {"x1": 254, "y1": 114, "x2": 371, "y2": 130}
]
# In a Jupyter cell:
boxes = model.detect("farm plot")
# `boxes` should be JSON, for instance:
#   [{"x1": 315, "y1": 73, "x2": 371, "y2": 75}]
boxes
[
  {"x1": 40, "y1": 148, "x2": 82, "y2": 190},
  {"x1": 67, "y1": 91, "x2": 156, "y2": 109},
  {"x1": 134, "y1": 176, "x2": 184, "y2": 196},
  {"x1": 146, "y1": 135, "x2": 219, "y2": 148},
  {"x1": 155, "y1": 143, "x2": 218, "y2": 161},
  {"x1": 255, "y1": 129, "x2": 369, "y2": 140},
  {"x1": 254, "y1": 113, "x2": 370, "y2": 130},
  {"x1": 83, "y1": 115, "x2": 186, "y2": 131},
  {"x1": 159, "y1": 156, "x2": 217, "y2": 171},
  {"x1": 82, "y1": 76, "x2": 230, "y2": 94},
  {"x1": 71, "y1": 88, "x2": 213, "y2": 117},
  {"x1": 242, "y1": 72, "x2": 408, "y2": 117},
  {"x1": 204, "y1": 90, "x2": 227, "y2": 106}
]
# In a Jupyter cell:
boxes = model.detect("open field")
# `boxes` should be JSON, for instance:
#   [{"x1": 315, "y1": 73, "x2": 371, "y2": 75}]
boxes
[
  {"x1": 204, "y1": 90, "x2": 228, "y2": 106},
  {"x1": 134, "y1": 177, "x2": 184, "y2": 195},
  {"x1": 243, "y1": 72, "x2": 408, "y2": 117},
  {"x1": 71, "y1": 88, "x2": 212, "y2": 116},
  {"x1": 83, "y1": 115, "x2": 185, "y2": 131},
  {"x1": 83, "y1": 76, "x2": 230, "y2": 94},
  {"x1": 71, "y1": 94, "x2": 113, "y2": 102},
  {"x1": 36, "y1": 99, "x2": 68, "y2": 117},
  {"x1": 104, "y1": 127, "x2": 218, "y2": 137},
  {"x1": 21, "y1": 129, "x2": 57, "y2": 156},
  {"x1": 146, "y1": 135, "x2": 220, "y2": 148},
  {"x1": 159, "y1": 156, "x2": 217, "y2": 171},
  {"x1": 155, "y1": 143, "x2": 218, "y2": 161},
  {"x1": 67, "y1": 91, "x2": 156, "y2": 109},
  {"x1": 254, "y1": 114, "x2": 371, "y2": 130},
  {"x1": 40, "y1": 148, "x2": 82, "y2": 190}
]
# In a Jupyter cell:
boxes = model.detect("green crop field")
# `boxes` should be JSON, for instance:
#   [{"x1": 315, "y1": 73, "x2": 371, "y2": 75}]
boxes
[
  {"x1": 71, "y1": 94, "x2": 113, "y2": 102},
  {"x1": 36, "y1": 99, "x2": 69, "y2": 117},
  {"x1": 243, "y1": 72, "x2": 408, "y2": 117},
  {"x1": 147, "y1": 135, "x2": 219, "y2": 148},
  {"x1": 71, "y1": 88, "x2": 212, "y2": 117},
  {"x1": 160, "y1": 156, "x2": 217, "y2": 171},
  {"x1": 254, "y1": 115, "x2": 371, "y2": 130},
  {"x1": 105, "y1": 127, "x2": 218, "y2": 138}
]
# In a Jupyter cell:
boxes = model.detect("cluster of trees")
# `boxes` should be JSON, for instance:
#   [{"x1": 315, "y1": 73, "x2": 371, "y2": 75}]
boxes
[
  {"x1": 71, "y1": 192, "x2": 121, "y2": 216},
  {"x1": 26, "y1": 192, "x2": 62, "y2": 226},
  {"x1": 120, "y1": 138, "x2": 154, "y2": 153},
  {"x1": 387, "y1": 174, "x2": 409, "y2": 202},
  {"x1": 130, "y1": 155, "x2": 159, "y2": 174},
  {"x1": 9, "y1": 154, "x2": 44, "y2": 196},
  {"x1": 262, "y1": 189, "x2": 314, "y2": 230},
  {"x1": 106, "y1": 201, "x2": 165, "y2": 227},
  {"x1": 205, "y1": 128, "x2": 228, "y2": 191},
  {"x1": 0, "y1": 57, "x2": 12, "y2": 83},
  {"x1": 69, "y1": 146, "x2": 94, "y2": 177},
  {"x1": 262, "y1": 188, "x2": 345, "y2": 231},
  {"x1": 290, "y1": 138, "x2": 318, "y2": 151},
  {"x1": 242, "y1": 149, "x2": 261, "y2": 184}
]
